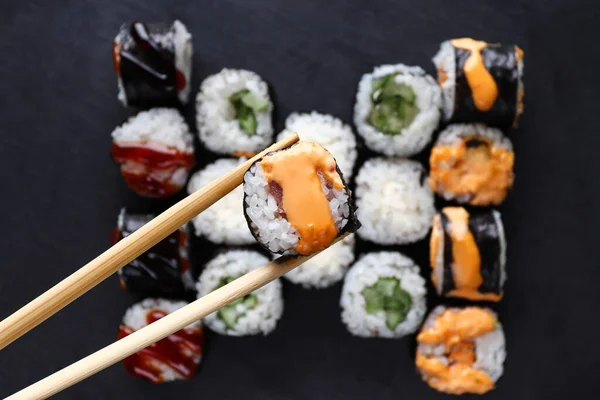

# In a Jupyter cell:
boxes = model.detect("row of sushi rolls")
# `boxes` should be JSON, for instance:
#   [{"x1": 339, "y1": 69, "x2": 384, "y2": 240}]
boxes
[{"x1": 110, "y1": 21, "x2": 523, "y2": 394}]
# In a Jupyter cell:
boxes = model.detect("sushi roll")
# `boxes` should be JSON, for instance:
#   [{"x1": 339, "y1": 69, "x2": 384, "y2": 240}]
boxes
[
  {"x1": 416, "y1": 306, "x2": 506, "y2": 395},
  {"x1": 113, "y1": 21, "x2": 192, "y2": 108},
  {"x1": 355, "y1": 158, "x2": 435, "y2": 245},
  {"x1": 433, "y1": 38, "x2": 524, "y2": 127},
  {"x1": 242, "y1": 141, "x2": 360, "y2": 256},
  {"x1": 340, "y1": 252, "x2": 427, "y2": 338},
  {"x1": 428, "y1": 124, "x2": 514, "y2": 206},
  {"x1": 277, "y1": 112, "x2": 357, "y2": 178},
  {"x1": 283, "y1": 234, "x2": 355, "y2": 289},
  {"x1": 119, "y1": 298, "x2": 203, "y2": 383},
  {"x1": 353, "y1": 64, "x2": 442, "y2": 157},
  {"x1": 430, "y1": 207, "x2": 506, "y2": 301},
  {"x1": 111, "y1": 108, "x2": 195, "y2": 199},
  {"x1": 197, "y1": 250, "x2": 283, "y2": 336},
  {"x1": 196, "y1": 69, "x2": 274, "y2": 156},
  {"x1": 111, "y1": 208, "x2": 194, "y2": 299},
  {"x1": 187, "y1": 158, "x2": 254, "y2": 245}
]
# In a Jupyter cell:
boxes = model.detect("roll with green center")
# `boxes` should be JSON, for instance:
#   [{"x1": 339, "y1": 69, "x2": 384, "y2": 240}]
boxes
[{"x1": 340, "y1": 251, "x2": 427, "y2": 338}]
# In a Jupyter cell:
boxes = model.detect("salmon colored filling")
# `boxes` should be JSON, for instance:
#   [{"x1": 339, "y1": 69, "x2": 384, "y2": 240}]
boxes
[
  {"x1": 416, "y1": 308, "x2": 497, "y2": 395},
  {"x1": 428, "y1": 137, "x2": 514, "y2": 206},
  {"x1": 260, "y1": 142, "x2": 343, "y2": 255}
]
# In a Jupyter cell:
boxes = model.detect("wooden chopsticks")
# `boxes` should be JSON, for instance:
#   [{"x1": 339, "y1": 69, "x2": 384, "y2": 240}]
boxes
[
  {"x1": 0, "y1": 133, "x2": 299, "y2": 350},
  {"x1": 5, "y1": 234, "x2": 349, "y2": 399}
]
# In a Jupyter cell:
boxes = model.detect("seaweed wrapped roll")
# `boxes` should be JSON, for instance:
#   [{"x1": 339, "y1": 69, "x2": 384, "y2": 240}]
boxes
[
  {"x1": 353, "y1": 64, "x2": 442, "y2": 157},
  {"x1": 111, "y1": 208, "x2": 194, "y2": 299},
  {"x1": 428, "y1": 124, "x2": 514, "y2": 206},
  {"x1": 430, "y1": 207, "x2": 506, "y2": 301},
  {"x1": 433, "y1": 38, "x2": 524, "y2": 127},
  {"x1": 113, "y1": 21, "x2": 192, "y2": 108},
  {"x1": 118, "y1": 299, "x2": 203, "y2": 383},
  {"x1": 416, "y1": 306, "x2": 505, "y2": 395},
  {"x1": 242, "y1": 141, "x2": 359, "y2": 256},
  {"x1": 111, "y1": 108, "x2": 195, "y2": 198},
  {"x1": 197, "y1": 250, "x2": 283, "y2": 336},
  {"x1": 340, "y1": 252, "x2": 427, "y2": 338},
  {"x1": 196, "y1": 69, "x2": 274, "y2": 156}
]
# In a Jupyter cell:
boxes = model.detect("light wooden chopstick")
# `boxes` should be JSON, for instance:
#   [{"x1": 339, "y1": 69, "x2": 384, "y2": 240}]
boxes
[
  {"x1": 6, "y1": 233, "x2": 349, "y2": 400},
  {"x1": 0, "y1": 133, "x2": 299, "y2": 350}
]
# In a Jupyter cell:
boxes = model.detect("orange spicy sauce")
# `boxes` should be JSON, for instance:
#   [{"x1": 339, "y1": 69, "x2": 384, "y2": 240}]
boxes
[
  {"x1": 260, "y1": 142, "x2": 343, "y2": 255},
  {"x1": 429, "y1": 137, "x2": 514, "y2": 206},
  {"x1": 416, "y1": 307, "x2": 497, "y2": 394},
  {"x1": 429, "y1": 214, "x2": 442, "y2": 288},
  {"x1": 451, "y1": 38, "x2": 498, "y2": 111},
  {"x1": 119, "y1": 310, "x2": 203, "y2": 383},
  {"x1": 441, "y1": 207, "x2": 501, "y2": 302}
]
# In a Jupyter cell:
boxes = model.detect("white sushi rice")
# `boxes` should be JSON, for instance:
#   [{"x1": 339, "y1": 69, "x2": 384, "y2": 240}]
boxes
[
  {"x1": 340, "y1": 251, "x2": 427, "y2": 338},
  {"x1": 277, "y1": 112, "x2": 357, "y2": 178},
  {"x1": 187, "y1": 159, "x2": 254, "y2": 245},
  {"x1": 355, "y1": 158, "x2": 435, "y2": 244},
  {"x1": 431, "y1": 124, "x2": 513, "y2": 203},
  {"x1": 197, "y1": 250, "x2": 284, "y2": 336},
  {"x1": 353, "y1": 64, "x2": 442, "y2": 157},
  {"x1": 122, "y1": 298, "x2": 202, "y2": 382},
  {"x1": 432, "y1": 40, "x2": 456, "y2": 120},
  {"x1": 196, "y1": 69, "x2": 273, "y2": 154},
  {"x1": 418, "y1": 306, "x2": 506, "y2": 383},
  {"x1": 111, "y1": 108, "x2": 194, "y2": 153},
  {"x1": 283, "y1": 234, "x2": 355, "y2": 289},
  {"x1": 172, "y1": 20, "x2": 193, "y2": 103},
  {"x1": 243, "y1": 161, "x2": 350, "y2": 255}
]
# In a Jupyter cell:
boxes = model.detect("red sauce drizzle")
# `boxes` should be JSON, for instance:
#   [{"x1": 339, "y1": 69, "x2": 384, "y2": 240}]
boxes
[
  {"x1": 175, "y1": 70, "x2": 187, "y2": 93},
  {"x1": 113, "y1": 41, "x2": 121, "y2": 76},
  {"x1": 111, "y1": 142, "x2": 194, "y2": 198},
  {"x1": 119, "y1": 310, "x2": 203, "y2": 383}
]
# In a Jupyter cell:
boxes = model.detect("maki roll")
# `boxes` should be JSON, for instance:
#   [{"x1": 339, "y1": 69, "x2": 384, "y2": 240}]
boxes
[
  {"x1": 196, "y1": 250, "x2": 283, "y2": 336},
  {"x1": 113, "y1": 21, "x2": 192, "y2": 108},
  {"x1": 187, "y1": 158, "x2": 254, "y2": 245},
  {"x1": 111, "y1": 108, "x2": 195, "y2": 199},
  {"x1": 283, "y1": 234, "x2": 355, "y2": 289},
  {"x1": 111, "y1": 208, "x2": 194, "y2": 299},
  {"x1": 429, "y1": 124, "x2": 514, "y2": 206},
  {"x1": 242, "y1": 141, "x2": 359, "y2": 256},
  {"x1": 355, "y1": 158, "x2": 435, "y2": 244},
  {"x1": 340, "y1": 252, "x2": 427, "y2": 338},
  {"x1": 433, "y1": 38, "x2": 524, "y2": 127},
  {"x1": 277, "y1": 112, "x2": 357, "y2": 178},
  {"x1": 196, "y1": 69, "x2": 274, "y2": 156},
  {"x1": 118, "y1": 298, "x2": 203, "y2": 383},
  {"x1": 430, "y1": 207, "x2": 506, "y2": 301},
  {"x1": 416, "y1": 306, "x2": 505, "y2": 395},
  {"x1": 353, "y1": 64, "x2": 442, "y2": 157}
]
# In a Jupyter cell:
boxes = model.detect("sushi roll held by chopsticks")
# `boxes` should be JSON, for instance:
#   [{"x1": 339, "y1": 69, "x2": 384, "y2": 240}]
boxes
[
  {"x1": 433, "y1": 38, "x2": 524, "y2": 128},
  {"x1": 243, "y1": 141, "x2": 359, "y2": 256}
]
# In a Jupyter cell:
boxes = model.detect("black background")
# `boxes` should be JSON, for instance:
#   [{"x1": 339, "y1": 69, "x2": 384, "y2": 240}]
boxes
[{"x1": 1, "y1": 0, "x2": 599, "y2": 399}]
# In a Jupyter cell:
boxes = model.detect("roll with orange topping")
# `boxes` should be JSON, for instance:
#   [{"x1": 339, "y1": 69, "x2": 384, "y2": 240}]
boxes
[
  {"x1": 432, "y1": 38, "x2": 524, "y2": 128},
  {"x1": 416, "y1": 306, "x2": 505, "y2": 395},
  {"x1": 242, "y1": 141, "x2": 359, "y2": 256},
  {"x1": 428, "y1": 124, "x2": 514, "y2": 206},
  {"x1": 430, "y1": 207, "x2": 507, "y2": 302}
]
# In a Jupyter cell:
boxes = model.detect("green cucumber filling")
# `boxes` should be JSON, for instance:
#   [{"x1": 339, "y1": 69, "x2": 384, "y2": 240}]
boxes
[
  {"x1": 367, "y1": 74, "x2": 419, "y2": 135},
  {"x1": 214, "y1": 276, "x2": 259, "y2": 329},
  {"x1": 229, "y1": 89, "x2": 269, "y2": 136},
  {"x1": 361, "y1": 277, "x2": 412, "y2": 330}
]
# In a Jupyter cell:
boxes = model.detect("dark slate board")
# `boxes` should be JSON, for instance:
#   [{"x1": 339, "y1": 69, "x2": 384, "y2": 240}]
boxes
[{"x1": 1, "y1": 0, "x2": 599, "y2": 399}]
